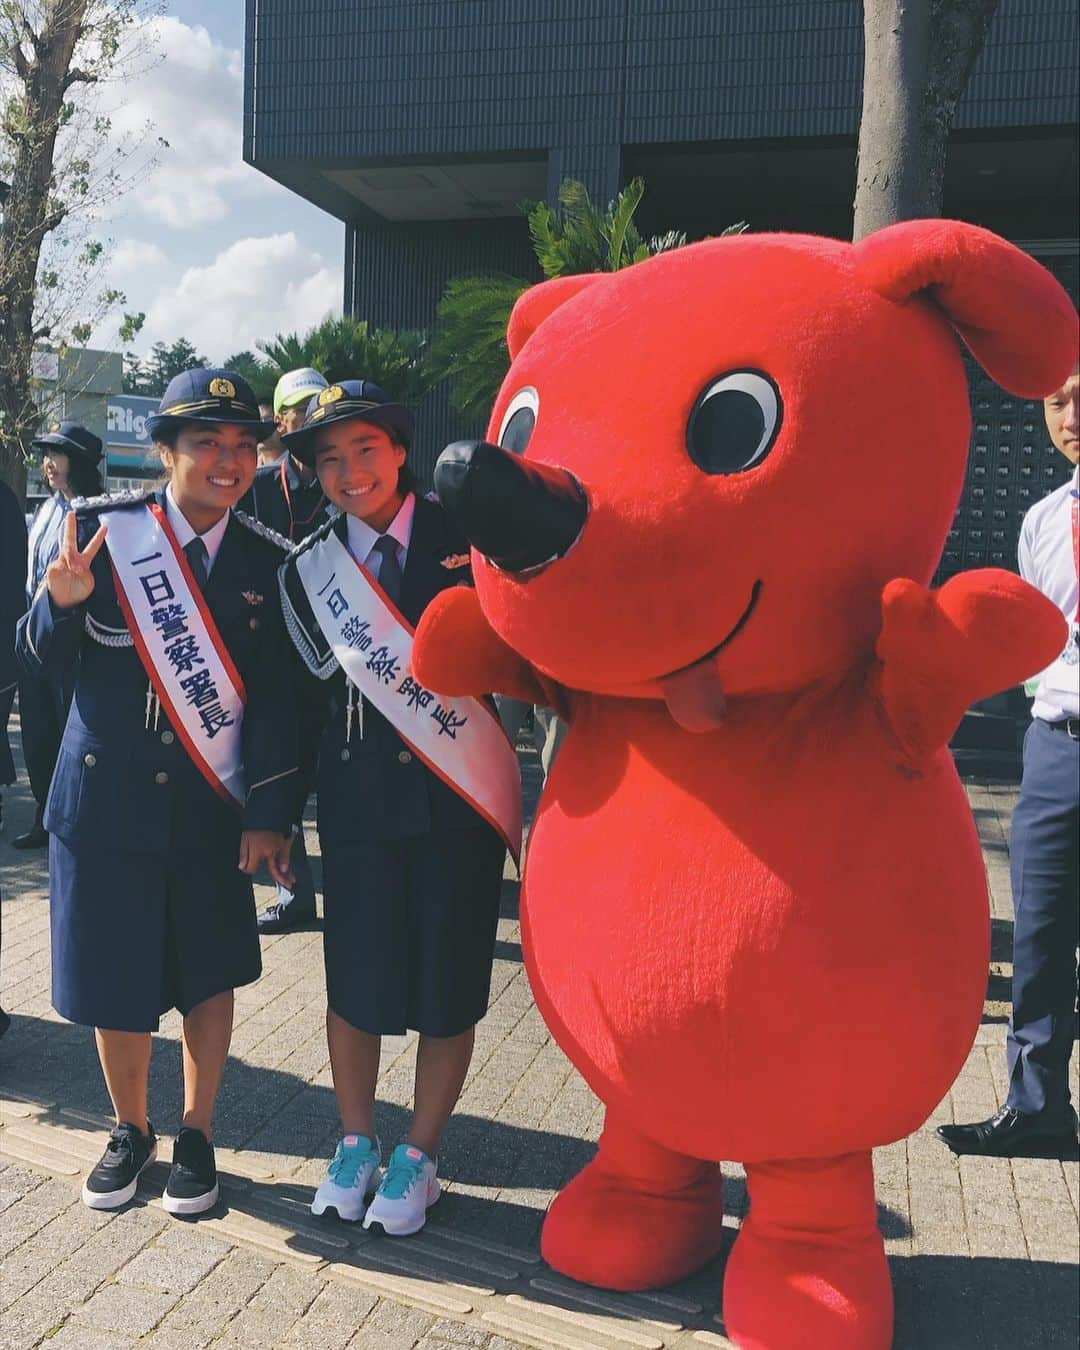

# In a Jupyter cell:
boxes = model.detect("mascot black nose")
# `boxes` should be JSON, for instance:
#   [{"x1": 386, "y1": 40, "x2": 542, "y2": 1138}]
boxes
[{"x1": 433, "y1": 441, "x2": 588, "y2": 575}]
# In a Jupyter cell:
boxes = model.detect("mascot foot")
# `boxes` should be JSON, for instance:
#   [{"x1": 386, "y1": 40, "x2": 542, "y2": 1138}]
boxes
[
  {"x1": 723, "y1": 1153, "x2": 892, "y2": 1350},
  {"x1": 541, "y1": 1110, "x2": 724, "y2": 1290}
]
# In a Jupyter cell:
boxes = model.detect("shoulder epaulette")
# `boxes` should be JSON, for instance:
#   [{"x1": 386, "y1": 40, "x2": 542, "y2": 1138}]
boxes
[
  {"x1": 232, "y1": 509, "x2": 291, "y2": 553},
  {"x1": 73, "y1": 488, "x2": 152, "y2": 515}
]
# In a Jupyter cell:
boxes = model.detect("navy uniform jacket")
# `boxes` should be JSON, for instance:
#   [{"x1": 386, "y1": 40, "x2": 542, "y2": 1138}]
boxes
[
  {"x1": 280, "y1": 495, "x2": 488, "y2": 845},
  {"x1": 16, "y1": 488, "x2": 298, "y2": 855},
  {"x1": 0, "y1": 482, "x2": 28, "y2": 786},
  {"x1": 238, "y1": 456, "x2": 329, "y2": 544}
]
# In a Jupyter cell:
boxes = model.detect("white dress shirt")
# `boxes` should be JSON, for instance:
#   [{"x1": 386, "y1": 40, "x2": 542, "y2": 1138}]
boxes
[
  {"x1": 164, "y1": 483, "x2": 231, "y2": 578},
  {"x1": 345, "y1": 492, "x2": 416, "y2": 580},
  {"x1": 1018, "y1": 466, "x2": 1079, "y2": 721}
]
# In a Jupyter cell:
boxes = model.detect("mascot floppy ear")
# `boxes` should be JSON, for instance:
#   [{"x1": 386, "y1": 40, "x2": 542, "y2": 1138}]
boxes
[
  {"x1": 854, "y1": 219, "x2": 1077, "y2": 397},
  {"x1": 507, "y1": 273, "x2": 604, "y2": 360}
]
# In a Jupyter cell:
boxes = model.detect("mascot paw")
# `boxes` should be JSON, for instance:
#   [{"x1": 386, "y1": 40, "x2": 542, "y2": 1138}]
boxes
[
  {"x1": 540, "y1": 1155, "x2": 725, "y2": 1291},
  {"x1": 723, "y1": 1225, "x2": 892, "y2": 1350}
]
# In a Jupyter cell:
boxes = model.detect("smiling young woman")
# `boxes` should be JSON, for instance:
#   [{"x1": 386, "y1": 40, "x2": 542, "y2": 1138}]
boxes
[
  {"x1": 155, "y1": 421, "x2": 261, "y2": 534},
  {"x1": 275, "y1": 379, "x2": 515, "y2": 1237},
  {"x1": 16, "y1": 369, "x2": 301, "y2": 1220}
]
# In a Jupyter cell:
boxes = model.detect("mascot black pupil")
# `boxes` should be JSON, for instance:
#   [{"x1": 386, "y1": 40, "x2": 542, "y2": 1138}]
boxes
[
  {"x1": 501, "y1": 407, "x2": 535, "y2": 455},
  {"x1": 688, "y1": 389, "x2": 773, "y2": 475}
]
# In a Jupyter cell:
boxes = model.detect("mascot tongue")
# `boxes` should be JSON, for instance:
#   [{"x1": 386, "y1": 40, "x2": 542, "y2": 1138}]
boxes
[{"x1": 660, "y1": 655, "x2": 727, "y2": 732}]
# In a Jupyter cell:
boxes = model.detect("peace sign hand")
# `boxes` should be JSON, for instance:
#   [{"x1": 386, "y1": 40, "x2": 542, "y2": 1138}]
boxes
[{"x1": 45, "y1": 512, "x2": 108, "y2": 610}]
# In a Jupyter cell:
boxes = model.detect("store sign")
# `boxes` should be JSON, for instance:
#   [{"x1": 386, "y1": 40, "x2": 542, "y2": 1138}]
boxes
[{"x1": 106, "y1": 394, "x2": 158, "y2": 473}]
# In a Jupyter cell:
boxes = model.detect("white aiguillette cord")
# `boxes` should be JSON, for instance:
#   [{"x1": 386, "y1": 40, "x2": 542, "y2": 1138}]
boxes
[
  {"x1": 345, "y1": 678, "x2": 364, "y2": 742},
  {"x1": 144, "y1": 679, "x2": 162, "y2": 730}
]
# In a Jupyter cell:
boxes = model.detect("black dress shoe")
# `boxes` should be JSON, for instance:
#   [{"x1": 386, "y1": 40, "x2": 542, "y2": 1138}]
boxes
[
  {"x1": 11, "y1": 825, "x2": 49, "y2": 849},
  {"x1": 257, "y1": 888, "x2": 316, "y2": 934},
  {"x1": 937, "y1": 1104, "x2": 1079, "y2": 1157}
]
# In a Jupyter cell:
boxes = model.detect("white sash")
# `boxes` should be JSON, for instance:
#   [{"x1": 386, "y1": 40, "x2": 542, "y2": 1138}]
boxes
[
  {"x1": 102, "y1": 501, "x2": 246, "y2": 808},
  {"x1": 295, "y1": 529, "x2": 522, "y2": 863}
]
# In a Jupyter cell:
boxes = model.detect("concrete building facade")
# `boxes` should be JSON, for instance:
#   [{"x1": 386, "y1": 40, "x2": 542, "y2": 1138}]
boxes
[{"x1": 244, "y1": 0, "x2": 1079, "y2": 579}]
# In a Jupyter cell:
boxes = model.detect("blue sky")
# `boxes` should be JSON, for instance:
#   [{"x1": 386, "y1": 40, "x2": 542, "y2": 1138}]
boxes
[{"x1": 91, "y1": 2, "x2": 344, "y2": 362}]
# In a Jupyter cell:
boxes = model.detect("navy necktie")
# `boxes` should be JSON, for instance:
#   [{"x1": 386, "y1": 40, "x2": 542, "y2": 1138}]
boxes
[
  {"x1": 184, "y1": 537, "x2": 209, "y2": 592},
  {"x1": 372, "y1": 535, "x2": 402, "y2": 604}
]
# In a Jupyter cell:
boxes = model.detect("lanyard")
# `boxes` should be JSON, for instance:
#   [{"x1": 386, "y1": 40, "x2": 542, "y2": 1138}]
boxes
[
  {"x1": 279, "y1": 456, "x2": 326, "y2": 542},
  {"x1": 1072, "y1": 489, "x2": 1078, "y2": 623}
]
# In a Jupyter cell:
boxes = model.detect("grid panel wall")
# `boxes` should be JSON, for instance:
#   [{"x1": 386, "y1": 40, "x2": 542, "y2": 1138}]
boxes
[
  {"x1": 346, "y1": 218, "x2": 541, "y2": 481},
  {"x1": 936, "y1": 248, "x2": 1079, "y2": 586},
  {"x1": 246, "y1": 0, "x2": 1078, "y2": 163}
]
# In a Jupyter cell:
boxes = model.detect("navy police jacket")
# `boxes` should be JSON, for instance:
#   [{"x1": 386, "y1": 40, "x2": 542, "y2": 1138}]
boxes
[
  {"x1": 239, "y1": 456, "x2": 329, "y2": 544},
  {"x1": 1, "y1": 481, "x2": 27, "y2": 698},
  {"x1": 16, "y1": 488, "x2": 298, "y2": 854},
  {"x1": 280, "y1": 494, "x2": 488, "y2": 845}
]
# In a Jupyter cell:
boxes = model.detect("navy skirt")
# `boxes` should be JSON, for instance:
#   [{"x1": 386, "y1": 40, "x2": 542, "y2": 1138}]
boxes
[
  {"x1": 322, "y1": 826, "x2": 506, "y2": 1037},
  {"x1": 50, "y1": 834, "x2": 261, "y2": 1032}
]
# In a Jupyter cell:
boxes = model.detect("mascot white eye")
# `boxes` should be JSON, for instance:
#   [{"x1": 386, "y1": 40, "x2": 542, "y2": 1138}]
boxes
[
  {"x1": 498, "y1": 386, "x2": 539, "y2": 455},
  {"x1": 686, "y1": 370, "x2": 782, "y2": 475}
]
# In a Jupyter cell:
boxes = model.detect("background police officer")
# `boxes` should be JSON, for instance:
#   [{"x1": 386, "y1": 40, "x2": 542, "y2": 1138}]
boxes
[{"x1": 15, "y1": 423, "x2": 103, "y2": 849}]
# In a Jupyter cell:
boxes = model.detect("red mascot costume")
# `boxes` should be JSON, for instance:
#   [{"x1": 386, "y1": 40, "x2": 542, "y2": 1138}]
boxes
[{"x1": 413, "y1": 221, "x2": 1077, "y2": 1349}]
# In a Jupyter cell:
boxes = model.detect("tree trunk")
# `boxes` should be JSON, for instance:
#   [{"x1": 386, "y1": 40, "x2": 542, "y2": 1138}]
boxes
[
  {"x1": 853, "y1": 0, "x2": 998, "y2": 240},
  {"x1": 0, "y1": 0, "x2": 91, "y2": 486}
]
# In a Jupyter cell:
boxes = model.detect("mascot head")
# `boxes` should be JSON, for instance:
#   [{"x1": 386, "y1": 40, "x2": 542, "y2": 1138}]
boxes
[{"x1": 435, "y1": 221, "x2": 1077, "y2": 723}]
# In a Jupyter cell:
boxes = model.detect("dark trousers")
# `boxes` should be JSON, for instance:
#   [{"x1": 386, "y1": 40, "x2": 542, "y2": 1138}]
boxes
[
  {"x1": 0, "y1": 684, "x2": 16, "y2": 787},
  {"x1": 1006, "y1": 718, "x2": 1080, "y2": 1117},
  {"x1": 18, "y1": 669, "x2": 73, "y2": 825}
]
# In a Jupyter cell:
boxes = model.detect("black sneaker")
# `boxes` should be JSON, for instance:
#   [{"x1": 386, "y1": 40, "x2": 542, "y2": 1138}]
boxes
[
  {"x1": 82, "y1": 1122, "x2": 157, "y2": 1209},
  {"x1": 164, "y1": 1126, "x2": 219, "y2": 1215}
]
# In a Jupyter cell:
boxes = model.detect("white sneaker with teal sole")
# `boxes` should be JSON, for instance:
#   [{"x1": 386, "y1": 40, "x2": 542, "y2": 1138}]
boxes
[
  {"x1": 363, "y1": 1143, "x2": 441, "y2": 1235},
  {"x1": 311, "y1": 1134, "x2": 382, "y2": 1222}
]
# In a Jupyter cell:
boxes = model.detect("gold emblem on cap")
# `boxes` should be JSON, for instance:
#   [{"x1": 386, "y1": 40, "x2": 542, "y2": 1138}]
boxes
[
  {"x1": 318, "y1": 385, "x2": 344, "y2": 407},
  {"x1": 49, "y1": 422, "x2": 61, "y2": 433},
  {"x1": 209, "y1": 377, "x2": 236, "y2": 398}
]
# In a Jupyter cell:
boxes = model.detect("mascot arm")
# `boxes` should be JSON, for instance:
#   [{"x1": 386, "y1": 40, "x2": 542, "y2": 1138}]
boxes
[
  {"x1": 414, "y1": 586, "x2": 556, "y2": 707},
  {"x1": 872, "y1": 570, "x2": 1067, "y2": 760}
]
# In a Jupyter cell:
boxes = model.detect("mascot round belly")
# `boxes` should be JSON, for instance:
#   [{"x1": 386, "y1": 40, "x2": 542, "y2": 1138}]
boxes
[{"x1": 413, "y1": 221, "x2": 1076, "y2": 1350}]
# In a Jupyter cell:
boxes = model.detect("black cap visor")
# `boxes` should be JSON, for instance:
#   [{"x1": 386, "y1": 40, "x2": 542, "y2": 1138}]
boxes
[
  {"x1": 31, "y1": 432, "x2": 103, "y2": 464},
  {"x1": 146, "y1": 410, "x2": 276, "y2": 443}
]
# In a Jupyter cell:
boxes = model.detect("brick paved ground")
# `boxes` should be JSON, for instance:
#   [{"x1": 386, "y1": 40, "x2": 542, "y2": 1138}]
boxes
[{"x1": 1, "y1": 713, "x2": 1077, "y2": 1350}]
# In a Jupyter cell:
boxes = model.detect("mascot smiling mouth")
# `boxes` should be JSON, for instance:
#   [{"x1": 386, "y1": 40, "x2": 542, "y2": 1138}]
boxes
[
  {"x1": 658, "y1": 581, "x2": 762, "y2": 732},
  {"x1": 432, "y1": 438, "x2": 762, "y2": 730}
]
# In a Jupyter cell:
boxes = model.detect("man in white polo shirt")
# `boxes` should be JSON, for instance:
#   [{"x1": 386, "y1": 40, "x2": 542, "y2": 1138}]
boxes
[{"x1": 940, "y1": 361, "x2": 1079, "y2": 1158}]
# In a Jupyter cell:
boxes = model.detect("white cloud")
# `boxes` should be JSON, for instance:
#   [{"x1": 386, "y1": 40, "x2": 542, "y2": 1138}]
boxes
[
  {"x1": 105, "y1": 16, "x2": 275, "y2": 230},
  {"x1": 86, "y1": 17, "x2": 343, "y2": 361},
  {"x1": 110, "y1": 239, "x2": 171, "y2": 274},
  {"x1": 140, "y1": 233, "x2": 341, "y2": 361}
]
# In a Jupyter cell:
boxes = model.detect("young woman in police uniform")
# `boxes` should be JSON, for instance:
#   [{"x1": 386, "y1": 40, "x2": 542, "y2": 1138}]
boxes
[
  {"x1": 17, "y1": 369, "x2": 299, "y2": 1215},
  {"x1": 278, "y1": 380, "x2": 517, "y2": 1237}
]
